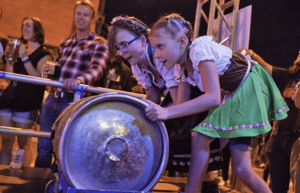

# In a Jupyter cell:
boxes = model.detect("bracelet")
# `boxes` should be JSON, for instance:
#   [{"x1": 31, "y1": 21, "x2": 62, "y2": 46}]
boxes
[{"x1": 22, "y1": 57, "x2": 30, "y2": 63}]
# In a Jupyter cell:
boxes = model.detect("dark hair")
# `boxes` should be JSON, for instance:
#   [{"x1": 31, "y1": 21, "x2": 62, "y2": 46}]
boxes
[
  {"x1": 150, "y1": 13, "x2": 193, "y2": 40},
  {"x1": 107, "y1": 16, "x2": 150, "y2": 60},
  {"x1": 74, "y1": 0, "x2": 96, "y2": 18},
  {"x1": 20, "y1": 17, "x2": 45, "y2": 45}
]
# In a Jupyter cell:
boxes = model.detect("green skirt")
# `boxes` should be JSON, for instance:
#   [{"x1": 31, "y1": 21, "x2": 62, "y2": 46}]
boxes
[{"x1": 192, "y1": 64, "x2": 289, "y2": 138}]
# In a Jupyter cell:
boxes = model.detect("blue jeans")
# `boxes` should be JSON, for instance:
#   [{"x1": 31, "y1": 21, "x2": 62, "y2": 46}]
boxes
[
  {"x1": 267, "y1": 131, "x2": 300, "y2": 193},
  {"x1": 35, "y1": 93, "x2": 73, "y2": 168}
]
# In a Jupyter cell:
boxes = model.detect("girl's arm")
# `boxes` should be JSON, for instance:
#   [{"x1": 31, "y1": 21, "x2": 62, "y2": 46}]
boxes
[
  {"x1": 145, "y1": 86, "x2": 161, "y2": 104},
  {"x1": 175, "y1": 81, "x2": 191, "y2": 105},
  {"x1": 19, "y1": 44, "x2": 52, "y2": 77},
  {"x1": 168, "y1": 86, "x2": 179, "y2": 104},
  {"x1": 145, "y1": 60, "x2": 221, "y2": 121}
]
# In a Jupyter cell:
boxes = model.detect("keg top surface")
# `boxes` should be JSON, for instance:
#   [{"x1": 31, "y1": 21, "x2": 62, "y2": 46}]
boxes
[{"x1": 55, "y1": 94, "x2": 168, "y2": 191}]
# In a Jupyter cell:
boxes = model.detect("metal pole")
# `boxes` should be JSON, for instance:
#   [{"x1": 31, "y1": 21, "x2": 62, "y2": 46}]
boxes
[
  {"x1": 0, "y1": 126, "x2": 51, "y2": 138},
  {"x1": 0, "y1": 71, "x2": 146, "y2": 99},
  {"x1": 207, "y1": 0, "x2": 216, "y2": 36},
  {"x1": 193, "y1": 0, "x2": 209, "y2": 39},
  {"x1": 0, "y1": 71, "x2": 152, "y2": 138}
]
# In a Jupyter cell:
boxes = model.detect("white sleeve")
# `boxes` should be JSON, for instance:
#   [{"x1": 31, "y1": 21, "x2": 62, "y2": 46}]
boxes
[{"x1": 189, "y1": 36, "x2": 232, "y2": 72}]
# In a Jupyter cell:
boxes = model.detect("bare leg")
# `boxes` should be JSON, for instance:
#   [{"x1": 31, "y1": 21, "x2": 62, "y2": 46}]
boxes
[
  {"x1": 0, "y1": 116, "x2": 15, "y2": 165},
  {"x1": 185, "y1": 131, "x2": 214, "y2": 193},
  {"x1": 230, "y1": 147, "x2": 272, "y2": 193},
  {"x1": 15, "y1": 122, "x2": 33, "y2": 167}
]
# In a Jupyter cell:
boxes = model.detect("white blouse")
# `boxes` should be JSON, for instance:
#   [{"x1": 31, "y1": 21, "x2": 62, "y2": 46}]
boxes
[
  {"x1": 175, "y1": 36, "x2": 233, "y2": 92},
  {"x1": 131, "y1": 43, "x2": 180, "y2": 90}
]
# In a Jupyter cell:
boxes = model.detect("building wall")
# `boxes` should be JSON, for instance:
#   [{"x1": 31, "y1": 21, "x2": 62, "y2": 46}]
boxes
[{"x1": 0, "y1": 0, "x2": 99, "y2": 47}]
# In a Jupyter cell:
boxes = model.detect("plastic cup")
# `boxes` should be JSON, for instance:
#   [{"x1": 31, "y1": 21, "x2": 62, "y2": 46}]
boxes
[
  {"x1": 5, "y1": 39, "x2": 21, "y2": 63},
  {"x1": 44, "y1": 61, "x2": 59, "y2": 79},
  {"x1": 11, "y1": 149, "x2": 25, "y2": 169}
]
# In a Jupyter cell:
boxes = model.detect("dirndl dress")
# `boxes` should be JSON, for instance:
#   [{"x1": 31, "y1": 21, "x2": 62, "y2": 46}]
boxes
[{"x1": 188, "y1": 36, "x2": 288, "y2": 139}]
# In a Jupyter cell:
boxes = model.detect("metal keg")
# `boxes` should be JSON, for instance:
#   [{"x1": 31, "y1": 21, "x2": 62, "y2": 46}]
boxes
[{"x1": 52, "y1": 93, "x2": 169, "y2": 191}]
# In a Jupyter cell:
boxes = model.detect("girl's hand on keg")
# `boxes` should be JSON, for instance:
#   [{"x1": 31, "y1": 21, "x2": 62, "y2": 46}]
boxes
[{"x1": 143, "y1": 99, "x2": 169, "y2": 121}]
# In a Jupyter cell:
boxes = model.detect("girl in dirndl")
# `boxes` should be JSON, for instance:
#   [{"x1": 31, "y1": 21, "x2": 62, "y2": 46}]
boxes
[{"x1": 144, "y1": 13, "x2": 288, "y2": 193}]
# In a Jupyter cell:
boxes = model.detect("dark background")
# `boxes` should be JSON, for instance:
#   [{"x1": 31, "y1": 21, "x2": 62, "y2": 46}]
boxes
[{"x1": 100, "y1": 0, "x2": 300, "y2": 69}]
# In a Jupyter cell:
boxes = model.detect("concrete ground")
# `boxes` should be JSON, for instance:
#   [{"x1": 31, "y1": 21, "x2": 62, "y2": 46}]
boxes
[{"x1": 2, "y1": 129, "x2": 294, "y2": 193}]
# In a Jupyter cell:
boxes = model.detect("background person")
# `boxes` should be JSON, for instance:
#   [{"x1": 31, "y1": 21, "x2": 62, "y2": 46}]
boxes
[
  {"x1": 35, "y1": 0, "x2": 108, "y2": 169},
  {"x1": 246, "y1": 49, "x2": 300, "y2": 193},
  {"x1": 0, "y1": 17, "x2": 52, "y2": 167}
]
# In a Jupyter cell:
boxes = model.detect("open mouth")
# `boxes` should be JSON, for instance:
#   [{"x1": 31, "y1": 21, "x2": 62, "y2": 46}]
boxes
[{"x1": 77, "y1": 21, "x2": 85, "y2": 25}]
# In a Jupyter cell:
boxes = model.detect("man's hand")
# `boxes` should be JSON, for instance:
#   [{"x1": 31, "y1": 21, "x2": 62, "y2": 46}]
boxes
[{"x1": 63, "y1": 78, "x2": 81, "y2": 91}]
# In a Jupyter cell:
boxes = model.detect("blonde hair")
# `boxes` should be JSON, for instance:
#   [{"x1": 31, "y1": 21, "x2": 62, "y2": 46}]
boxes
[
  {"x1": 150, "y1": 13, "x2": 193, "y2": 40},
  {"x1": 74, "y1": 0, "x2": 96, "y2": 18}
]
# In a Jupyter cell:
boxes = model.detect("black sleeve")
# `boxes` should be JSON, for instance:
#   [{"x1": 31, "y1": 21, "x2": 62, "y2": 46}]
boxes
[{"x1": 272, "y1": 66, "x2": 290, "y2": 93}]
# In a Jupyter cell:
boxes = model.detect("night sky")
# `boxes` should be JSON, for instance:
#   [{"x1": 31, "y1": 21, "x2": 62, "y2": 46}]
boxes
[{"x1": 101, "y1": 0, "x2": 300, "y2": 69}]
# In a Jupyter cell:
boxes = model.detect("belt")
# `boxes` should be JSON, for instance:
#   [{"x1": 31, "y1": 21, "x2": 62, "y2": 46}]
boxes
[{"x1": 51, "y1": 90, "x2": 74, "y2": 99}]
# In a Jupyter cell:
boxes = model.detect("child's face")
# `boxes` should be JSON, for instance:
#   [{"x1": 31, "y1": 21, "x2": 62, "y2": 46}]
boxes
[
  {"x1": 150, "y1": 28, "x2": 181, "y2": 70},
  {"x1": 114, "y1": 29, "x2": 144, "y2": 66}
]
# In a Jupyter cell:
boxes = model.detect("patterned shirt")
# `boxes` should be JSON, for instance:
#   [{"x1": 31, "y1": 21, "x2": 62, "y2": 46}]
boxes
[{"x1": 57, "y1": 32, "x2": 108, "y2": 90}]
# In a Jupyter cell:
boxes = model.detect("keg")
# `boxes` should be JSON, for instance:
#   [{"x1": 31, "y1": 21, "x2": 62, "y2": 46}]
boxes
[{"x1": 52, "y1": 94, "x2": 169, "y2": 191}]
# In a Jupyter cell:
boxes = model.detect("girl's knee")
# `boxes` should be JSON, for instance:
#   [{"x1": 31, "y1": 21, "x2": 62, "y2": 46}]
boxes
[
  {"x1": 191, "y1": 131, "x2": 214, "y2": 142},
  {"x1": 191, "y1": 132, "x2": 214, "y2": 150},
  {"x1": 232, "y1": 164, "x2": 252, "y2": 178}
]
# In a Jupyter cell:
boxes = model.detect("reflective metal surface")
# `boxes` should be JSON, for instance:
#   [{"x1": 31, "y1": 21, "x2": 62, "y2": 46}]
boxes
[{"x1": 52, "y1": 94, "x2": 169, "y2": 191}]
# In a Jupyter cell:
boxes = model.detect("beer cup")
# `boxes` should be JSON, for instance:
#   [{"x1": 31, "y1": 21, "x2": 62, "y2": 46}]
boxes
[{"x1": 5, "y1": 39, "x2": 21, "y2": 63}]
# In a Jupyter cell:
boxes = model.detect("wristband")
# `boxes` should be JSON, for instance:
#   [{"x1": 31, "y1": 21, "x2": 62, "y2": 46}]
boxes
[{"x1": 22, "y1": 57, "x2": 30, "y2": 63}]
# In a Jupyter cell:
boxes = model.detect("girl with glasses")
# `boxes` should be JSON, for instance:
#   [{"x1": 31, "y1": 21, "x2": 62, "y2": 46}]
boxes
[
  {"x1": 108, "y1": 16, "x2": 180, "y2": 104},
  {"x1": 108, "y1": 16, "x2": 223, "y2": 193}
]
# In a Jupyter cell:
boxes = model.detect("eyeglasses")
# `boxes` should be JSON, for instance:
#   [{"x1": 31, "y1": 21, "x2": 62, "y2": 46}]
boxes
[{"x1": 114, "y1": 36, "x2": 139, "y2": 55}]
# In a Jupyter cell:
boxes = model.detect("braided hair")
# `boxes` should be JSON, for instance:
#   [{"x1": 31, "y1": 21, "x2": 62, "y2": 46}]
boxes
[
  {"x1": 108, "y1": 15, "x2": 150, "y2": 60},
  {"x1": 150, "y1": 13, "x2": 193, "y2": 41}
]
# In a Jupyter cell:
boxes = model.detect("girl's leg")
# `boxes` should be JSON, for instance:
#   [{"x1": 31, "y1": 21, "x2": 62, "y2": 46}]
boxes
[
  {"x1": 15, "y1": 122, "x2": 34, "y2": 167},
  {"x1": 0, "y1": 116, "x2": 15, "y2": 165},
  {"x1": 185, "y1": 131, "x2": 214, "y2": 193},
  {"x1": 230, "y1": 146, "x2": 272, "y2": 193}
]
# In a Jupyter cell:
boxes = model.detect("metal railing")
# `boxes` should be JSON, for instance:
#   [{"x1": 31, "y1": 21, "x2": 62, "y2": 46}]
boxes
[{"x1": 0, "y1": 71, "x2": 147, "y2": 138}]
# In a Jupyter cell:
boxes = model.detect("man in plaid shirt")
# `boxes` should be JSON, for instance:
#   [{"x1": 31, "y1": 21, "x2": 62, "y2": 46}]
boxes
[{"x1": 35, "y1": 0, "x2": 108, "y2": 168}]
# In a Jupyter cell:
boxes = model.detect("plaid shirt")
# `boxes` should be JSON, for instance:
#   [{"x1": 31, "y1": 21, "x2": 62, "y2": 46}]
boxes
[{"x1": 57, "y1": 32, "x2": 108, "y2": 89}]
